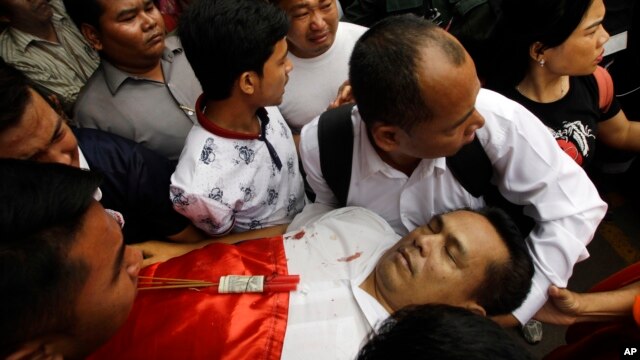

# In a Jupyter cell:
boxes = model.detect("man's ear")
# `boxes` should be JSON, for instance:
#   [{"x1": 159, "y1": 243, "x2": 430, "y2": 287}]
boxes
[
  {"x1": 370, "y1": 122, "x2": 402, "y2": 152},
  {"x1": 5, "y1": 339, "x2": 58, "y2": 360},
  {"x1": 81, "y1": 23, "x2": 102, "y2": 51},
  {"x1": 465, "y1": 303, "x2": 487, "y2": 317},
  {"x1": 238, "y1": 71, "x2": 256, "y2": 96}
]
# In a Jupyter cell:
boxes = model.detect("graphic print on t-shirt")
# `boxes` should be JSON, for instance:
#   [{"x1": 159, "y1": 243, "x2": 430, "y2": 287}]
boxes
[{"x1": 549, "y1": 120, "x2": 595, "y2": 166}]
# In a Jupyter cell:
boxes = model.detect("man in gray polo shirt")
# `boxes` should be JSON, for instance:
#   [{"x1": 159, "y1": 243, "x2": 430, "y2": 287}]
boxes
[{"x1": 64, "y1": 0, "x2": 202, "y2": 160}]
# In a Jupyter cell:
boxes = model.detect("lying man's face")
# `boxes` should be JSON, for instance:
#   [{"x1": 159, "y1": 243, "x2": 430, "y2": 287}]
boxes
[{"x1": 365, "y1": 210, "x2": 510, "y2": 315}]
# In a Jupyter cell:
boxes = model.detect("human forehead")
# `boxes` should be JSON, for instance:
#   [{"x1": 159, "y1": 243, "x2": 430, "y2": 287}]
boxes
[
  {"x1": 434, "y1": 210, "x2": 487, "y2": 236},
  {"x1": 576, "y1": 0, "x2": 605, "y2": 31},
  {"x1": 98, "y1": 0, "x2": 153, "y2": 16},
  {"x1": 0, "y1": 90, "x2": 59, "y2": 158},
  {"x1": 278, "y1": 0, "x2": 333, "y2": 11}
]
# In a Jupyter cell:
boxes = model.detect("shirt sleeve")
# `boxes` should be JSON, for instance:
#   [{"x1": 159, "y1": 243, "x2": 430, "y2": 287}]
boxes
[
  {"x1": 299, "y1": 116, "x2": 341, "y2": 208},
  {"x1": 169, "y1": 182, "x2": 235, "y2": 237},
  {"x1": 477, "y1": 90, "x2": 608, "y2": 323}
]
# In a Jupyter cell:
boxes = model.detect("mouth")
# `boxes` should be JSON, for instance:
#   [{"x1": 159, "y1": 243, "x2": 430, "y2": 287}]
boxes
[
  {"x1": 146, "y1": 32, "x2": 164, "y2": 45},
  {"x1": 596, "y1": 50, "x2": 604, "y2": 64},
  {"x1": 308, "y1": 32, "x2": 330, "y2": 44},
  {"x1": 398, "y1": 247, "x2": 414, "y2": 275}
]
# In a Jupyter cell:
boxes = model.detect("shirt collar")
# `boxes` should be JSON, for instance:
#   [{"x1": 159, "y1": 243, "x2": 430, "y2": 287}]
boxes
[
  {"x1": 78, "y1": 146, "x2": 103, "y2": 201},
  {"x1": 102, "y1": 37, "x2": 182, "y2": 94}
]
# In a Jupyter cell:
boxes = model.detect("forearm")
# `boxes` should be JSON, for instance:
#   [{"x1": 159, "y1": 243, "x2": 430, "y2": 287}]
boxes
[{"x1": 575, "y1": 282, "x2": 640, "y2": 322}]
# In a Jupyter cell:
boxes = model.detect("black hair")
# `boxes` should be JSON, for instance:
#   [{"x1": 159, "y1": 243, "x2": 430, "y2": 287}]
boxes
[
  {"x1": 0, "y1": 58, "x2": 31, "y2": 133},
  {"x1": 349, "y1": 14, "x2": 467, "y2": 131},
  {"x1": 178, "y1": 0, "x2": 289, "y2": 101},
  {"x1": 357, "y1": 304, "x2": 534, "y2": 360},
  {"x1": 63, "y1": 0, "x2": 103, "y2": 30},
  {"x1": 472, "y1": 207, "x2": 534, "y2": 316},
  {"x1": 483, "y1": 0, "x2": 595, "y2": 91},
  {"x1": 0, "y1": 159, "x2": 103, "y2": 357}
]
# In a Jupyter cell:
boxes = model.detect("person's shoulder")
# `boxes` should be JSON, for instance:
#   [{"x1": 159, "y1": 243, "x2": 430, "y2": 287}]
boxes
[
  {"x1": 73, "y1": 65, "x2": 108, "y2": 109},
  {"x1": 476, "y1": 88, "x2": 536, "y2": 122},
  {"x1": 266, "y1": 106, "x2": 286, "y2": 124},
  {"x1": 164, "y1": 35, "x2": 183, "y2": 52},
  {"x1": 338, "y1": 21, "x2": 369, "y2": 36}
]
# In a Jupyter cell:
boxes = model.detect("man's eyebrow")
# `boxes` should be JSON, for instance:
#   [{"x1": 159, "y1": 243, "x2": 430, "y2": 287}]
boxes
[
  {"x1": 111, "y1": 237, "x2": 125, "y2": 284},
  {"x1": 446, "y1": 107, "x2": 475, "y2": 131},
  {"x1": 116, "y1": 6, "x2": 138, "y2": 19}
]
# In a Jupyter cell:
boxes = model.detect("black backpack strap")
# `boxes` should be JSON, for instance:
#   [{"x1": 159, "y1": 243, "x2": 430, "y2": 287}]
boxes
[
  {"x1": 447, "y1": 137, "x2": 534, "y2": 235},
  {"x1": 446, "y1": 137, "x2": 492, "y2": 197},
  {"x1": 317, "y1": 104, "x2": 356, "y2": 207}
]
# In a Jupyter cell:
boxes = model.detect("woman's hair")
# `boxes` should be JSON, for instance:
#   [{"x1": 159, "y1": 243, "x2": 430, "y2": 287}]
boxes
[{"x1": 482, "y1": 0, "x2": 595, "y2": 90}]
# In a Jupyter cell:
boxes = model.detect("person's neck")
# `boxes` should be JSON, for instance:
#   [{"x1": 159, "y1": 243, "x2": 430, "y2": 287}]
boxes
[
  {"x1": 203, "y1": 97, "x2": 262, "y2": 135},
  {"x1": 14, "y1": 21, "x2": 58, "y2": 43},
  {"x1": 359, "y1": 270, "x2": 393, "y2": 313},
  {"x1": 367, "y1": 129, "x2": 420, "y2": 176},
  {"x1": 112, "y1": 59, "x2": 164, "y2": 82},
  {"x1": 516, "y1": 69, "x2": 569, "y2": 103}
]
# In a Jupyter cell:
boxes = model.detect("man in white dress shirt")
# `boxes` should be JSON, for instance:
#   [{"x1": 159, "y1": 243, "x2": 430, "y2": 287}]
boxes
[{"x1": 299, "y1": 15, "x2": 608, "y2": 327}]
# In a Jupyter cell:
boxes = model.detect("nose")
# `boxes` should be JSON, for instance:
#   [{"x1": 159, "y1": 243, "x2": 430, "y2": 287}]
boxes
[
  {"x1": 285, "y1": 57, "x2": 293, "y2": 74},
  {"x1": 599, "y1": 26, "x2": 610, "y2": 47},
  {"x1": 463, "y1": 112, "x2": 485, "y2": 136},
  {"x1": 141, "y1": 11, "x2": 157, "y2": 31},
  {"x1": 126, "y1": 247, "x2": 143, "y2": 278},
  {"x1": 413, "y1": 233, "x2": 438, "y2": 257},
  {"x1": 309, "y1": 11, "x2": 327, "y2": 30}
]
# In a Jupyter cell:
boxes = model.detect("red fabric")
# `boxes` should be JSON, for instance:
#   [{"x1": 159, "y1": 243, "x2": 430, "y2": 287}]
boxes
[
  {"x1": 544, "y1": 262, "x2": 640, "y2": 360},
  {"x1": 88, "y1": 236, "x2": 290, "y2": 360}
]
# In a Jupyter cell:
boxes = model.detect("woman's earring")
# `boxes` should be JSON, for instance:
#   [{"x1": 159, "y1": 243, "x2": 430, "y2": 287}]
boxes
[{"x1": 538, "y1": 59, "x2": 545, "y2": 67}]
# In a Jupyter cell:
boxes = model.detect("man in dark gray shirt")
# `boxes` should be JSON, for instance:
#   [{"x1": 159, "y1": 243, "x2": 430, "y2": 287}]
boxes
[{"x1": 64, "y1": 0, "x2": 202, "y2": 160}]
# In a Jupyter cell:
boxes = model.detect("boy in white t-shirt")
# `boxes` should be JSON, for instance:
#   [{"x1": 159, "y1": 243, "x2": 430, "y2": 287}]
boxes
[{"x1": 170, "y1": 0, "x2": 305, "y2": 236}]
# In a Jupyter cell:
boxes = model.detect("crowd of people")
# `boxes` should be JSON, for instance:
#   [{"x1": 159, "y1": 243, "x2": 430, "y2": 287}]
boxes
[{"x1": 1, "y1": 0, "x2": 639, "y2": 358}]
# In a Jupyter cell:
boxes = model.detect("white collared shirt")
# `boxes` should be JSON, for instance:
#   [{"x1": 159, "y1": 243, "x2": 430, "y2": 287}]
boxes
[
  {"x1": 78, "y1": 146, "x2": 102, "y2": 201},
  {"x1": 300, "y1": 88, "x2": 608, "y2": 323},
  {"x1": 282, "y1": 206, "x2": 397, "y2": 359}
]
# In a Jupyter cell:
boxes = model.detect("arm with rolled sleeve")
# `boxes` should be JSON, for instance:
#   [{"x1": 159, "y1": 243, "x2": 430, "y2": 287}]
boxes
[
  {"x1": 477, "y1": 89, "x2": 608, "y2": 324},
  {"x1": 169, "y1": 176, "x2": 235, "y2": 237}
]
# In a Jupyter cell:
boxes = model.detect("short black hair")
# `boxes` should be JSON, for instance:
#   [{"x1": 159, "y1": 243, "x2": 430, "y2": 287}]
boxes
[
  {"x1": 0, "y1": 159, "x2": 103, "y2": 356},
  {"x1": 473, "y1": 207, "x2": 534, "y2": 316},
  {"x1": 63, "y1": 0, "x2": 103, "y2": 30},
  {"x1": 349, "y1": 14, "x2": 467, "y2": 131},
  {"x1": 357, "y1": 304, "x2": 534, "y2": 360},
  {"x1": 0, "y1": 58, "x2": 31, "y2": 133},
  {"x1": 178, "y1": 0, "x2": 289, "y2": 101}
]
